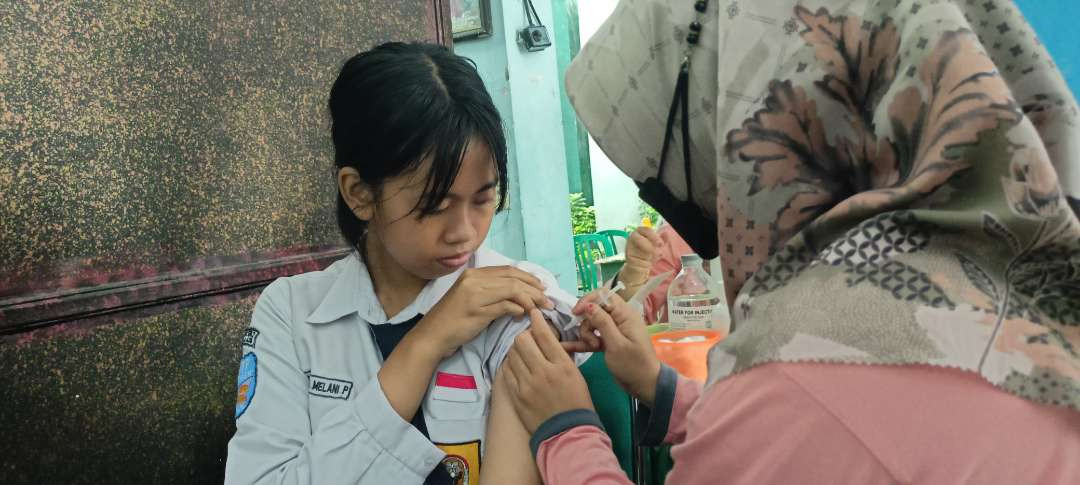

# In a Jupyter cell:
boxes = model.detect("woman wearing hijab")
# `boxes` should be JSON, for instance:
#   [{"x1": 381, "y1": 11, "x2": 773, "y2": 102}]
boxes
[{"x1": 499, "y1": 0, "x2": 1080, "y2": 483}]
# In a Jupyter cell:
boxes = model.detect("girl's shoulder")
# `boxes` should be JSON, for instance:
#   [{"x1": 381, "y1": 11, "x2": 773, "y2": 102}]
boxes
[
  {"x1": 254, "y1": 253, "x2": 367, "y2": 327},
  {"x1": 471, "y1": 248, "x2": 583, "y2": 352},
  {"x1": 274, "y1": 252, "x2": 357, "y2": 294}
]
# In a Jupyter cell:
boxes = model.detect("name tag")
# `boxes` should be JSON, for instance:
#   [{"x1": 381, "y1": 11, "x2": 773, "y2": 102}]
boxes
[{"x1": 308, "y1": 375, "x2": 353, "y2": 400}]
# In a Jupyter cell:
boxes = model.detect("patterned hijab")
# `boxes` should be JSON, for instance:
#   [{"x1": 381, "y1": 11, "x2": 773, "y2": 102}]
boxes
[{"x1": 567, "y1": 0, "x2": 1080, "y2": 411}]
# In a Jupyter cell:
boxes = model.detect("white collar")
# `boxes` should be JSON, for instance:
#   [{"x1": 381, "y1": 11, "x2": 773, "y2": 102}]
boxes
[{"x1": 305, "y1": 252, "x2": 464, "y2": 325}]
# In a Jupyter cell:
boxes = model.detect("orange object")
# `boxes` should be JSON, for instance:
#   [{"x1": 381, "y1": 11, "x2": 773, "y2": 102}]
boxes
[
  {"x1": 641, "y1": 216, "x2": 653, "y2": 228},
  {"x1": 650, "y1": 330, "x2": 723, "y2": 382}
]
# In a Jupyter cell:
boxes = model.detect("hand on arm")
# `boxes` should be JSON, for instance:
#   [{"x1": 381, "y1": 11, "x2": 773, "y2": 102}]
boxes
[
  {"x1": 378, "y1": 266, "x2": 554, "y2": 422},
  {"x1": 502, "y1": 310, "x2": 595, "y2": 434},
  {"x1": 503, "y1": 309, "x2": 635, "y2": 485}
]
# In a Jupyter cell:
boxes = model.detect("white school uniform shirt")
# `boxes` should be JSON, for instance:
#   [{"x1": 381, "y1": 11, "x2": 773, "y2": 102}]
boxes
[{"x1": 224, "y1": 247, "x2": 583, "y2": 485}]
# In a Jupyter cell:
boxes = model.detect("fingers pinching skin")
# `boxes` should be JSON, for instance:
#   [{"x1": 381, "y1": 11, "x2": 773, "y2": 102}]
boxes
[
  {"x1": 506, "y1": 341, "x2": 531, "y2": 377},
  {"x1": 529, "y1": 309, "x2": 569, "y2": 363},
  {"x1": 513, "y1": 325, "x2": 546, "y2": 369}
]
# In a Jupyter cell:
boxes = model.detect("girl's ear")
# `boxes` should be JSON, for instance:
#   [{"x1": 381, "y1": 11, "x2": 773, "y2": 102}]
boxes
[{"x1": 338, "y1": 167, "x2": 376, "y2": 221}]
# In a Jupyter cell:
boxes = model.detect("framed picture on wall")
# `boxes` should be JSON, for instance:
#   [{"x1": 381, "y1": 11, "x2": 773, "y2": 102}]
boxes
[{"x1": 451, "y1": 0, "x2": 492, "y2": 39}]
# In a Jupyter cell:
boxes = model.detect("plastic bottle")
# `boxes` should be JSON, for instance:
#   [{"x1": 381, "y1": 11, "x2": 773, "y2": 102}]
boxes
[
  {"x1": 667, "y1": 254, "x2": 722, "y2": 331},
  {"x1": 709, "y1": 298, "x2": 732, "y2": 338}
]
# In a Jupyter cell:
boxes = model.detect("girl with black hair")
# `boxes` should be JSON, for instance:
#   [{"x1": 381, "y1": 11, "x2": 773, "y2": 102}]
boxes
[{"x1": 224, "y1": 42, "x2": 577, "y2": 485}]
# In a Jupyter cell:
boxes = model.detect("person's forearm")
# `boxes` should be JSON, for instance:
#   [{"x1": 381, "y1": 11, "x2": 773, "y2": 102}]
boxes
[
  {"x1": 536, "y1": 426, "x2": 632, "y2": 485},
  {"x1": 635, "y1": 366, "x2": 703, "y2": 446},
  {"x1": 376, "y1": 332, "x2": 442, "y2": 421},
  {"x1": 629, "y1": 358, "x2": 662, "y2": 406}
]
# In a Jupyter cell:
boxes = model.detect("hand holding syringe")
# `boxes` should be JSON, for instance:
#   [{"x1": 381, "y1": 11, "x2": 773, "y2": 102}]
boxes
[
  {"x1": 570, "y1": 281, "x2": 625, "y2": 339},
  {"x1": 563, "y1": 282, "x2": 664, "y2": 403},
  {"x1": 571, "y1": 270, "x2": 674, "y2": 344}
]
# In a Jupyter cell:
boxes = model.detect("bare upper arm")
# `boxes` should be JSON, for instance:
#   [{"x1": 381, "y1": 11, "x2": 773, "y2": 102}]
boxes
[{"x1": 479, "y1": 368, "x2": 543, "y2": 485}]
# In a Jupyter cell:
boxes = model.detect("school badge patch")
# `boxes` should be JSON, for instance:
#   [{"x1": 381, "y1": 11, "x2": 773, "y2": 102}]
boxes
[
  {"x1": 235, "y1": 352, "x2": 257, "y2": 419},
  {"x1": 435, "y1": 440, "x2": 480, "y2": 485},
  {"x1": 242, "y1": 327, "x2": 260, "y2": 347}
]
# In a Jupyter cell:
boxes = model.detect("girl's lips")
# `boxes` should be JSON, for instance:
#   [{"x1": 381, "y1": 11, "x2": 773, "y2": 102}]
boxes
[{"x1": 438, "y1": 252, "x2": 472, "y2": 268}]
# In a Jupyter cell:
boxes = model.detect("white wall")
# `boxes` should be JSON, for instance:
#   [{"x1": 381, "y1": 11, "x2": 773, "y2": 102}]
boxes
[
  {"x1": 456, "y1": 0, "x2": 578, "y2": 292},
  {"x1": 577, "y1": 0, "x2": 643, "y2": 235}
]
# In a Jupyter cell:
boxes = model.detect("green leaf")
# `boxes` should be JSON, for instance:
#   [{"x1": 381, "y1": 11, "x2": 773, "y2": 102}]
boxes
[{"x1": 569, "y1": 193, "x2": 597, "y2": 235}]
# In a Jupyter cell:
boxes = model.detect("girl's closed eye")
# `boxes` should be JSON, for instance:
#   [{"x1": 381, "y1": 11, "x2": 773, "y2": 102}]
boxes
[
  {"x1": 427, "y1": 199, "x2": 453, "y2": 215},
  {"x1": 472, "y1": 183, "x2": 498, "y2": 207}
]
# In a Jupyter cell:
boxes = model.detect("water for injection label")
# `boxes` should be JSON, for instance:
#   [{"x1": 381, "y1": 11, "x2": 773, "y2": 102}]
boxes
[{"x1": 669, "y1": 295, "x2": 720, "y2": 328}]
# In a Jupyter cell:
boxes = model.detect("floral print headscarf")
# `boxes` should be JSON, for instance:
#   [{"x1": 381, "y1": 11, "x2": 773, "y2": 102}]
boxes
[{"x1": 567, "y1": 0, "x2": 1080, "y2": 411}]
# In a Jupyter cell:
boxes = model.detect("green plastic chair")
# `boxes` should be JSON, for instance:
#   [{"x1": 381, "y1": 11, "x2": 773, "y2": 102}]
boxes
[
  {"x1": 573, "y1": 233, "x2": 613, "y2": 292},
  {"x1": 596, "y1": 229, "x2": 631, "y2": 254}
]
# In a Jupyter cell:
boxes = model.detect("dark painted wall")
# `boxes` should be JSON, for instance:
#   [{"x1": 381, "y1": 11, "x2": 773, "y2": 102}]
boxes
[
  {"x1": 0, "y1": 1, "x2": 449, "y2": 483},
  {"x1": 1, "y1": 295, "x2": 259, "y2": 483}
]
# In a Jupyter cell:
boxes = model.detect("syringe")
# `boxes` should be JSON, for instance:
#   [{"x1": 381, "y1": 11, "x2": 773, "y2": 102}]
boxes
[{"x1": 571, "y1": 280, "x2": 625, "y2": 336}]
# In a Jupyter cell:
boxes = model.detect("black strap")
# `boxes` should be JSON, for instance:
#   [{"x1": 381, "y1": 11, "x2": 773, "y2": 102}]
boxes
[
  {"x1": 679, "y1": 62, "x2": 693, "y2": 198},
  {"x1": 369, "y1": 316, "x2": 455, "y2": 485},
  {"x1": 658, "y1": 60, "x2": 693, "y2": 198},
  {"x1": 639, "y1": 58, "x2": 719, "y2": 259}
]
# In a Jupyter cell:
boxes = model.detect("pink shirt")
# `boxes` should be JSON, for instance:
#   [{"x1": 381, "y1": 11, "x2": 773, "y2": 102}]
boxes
[{"x1": 537, "y1": 363, "x2": 1080, "y2": 484}]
